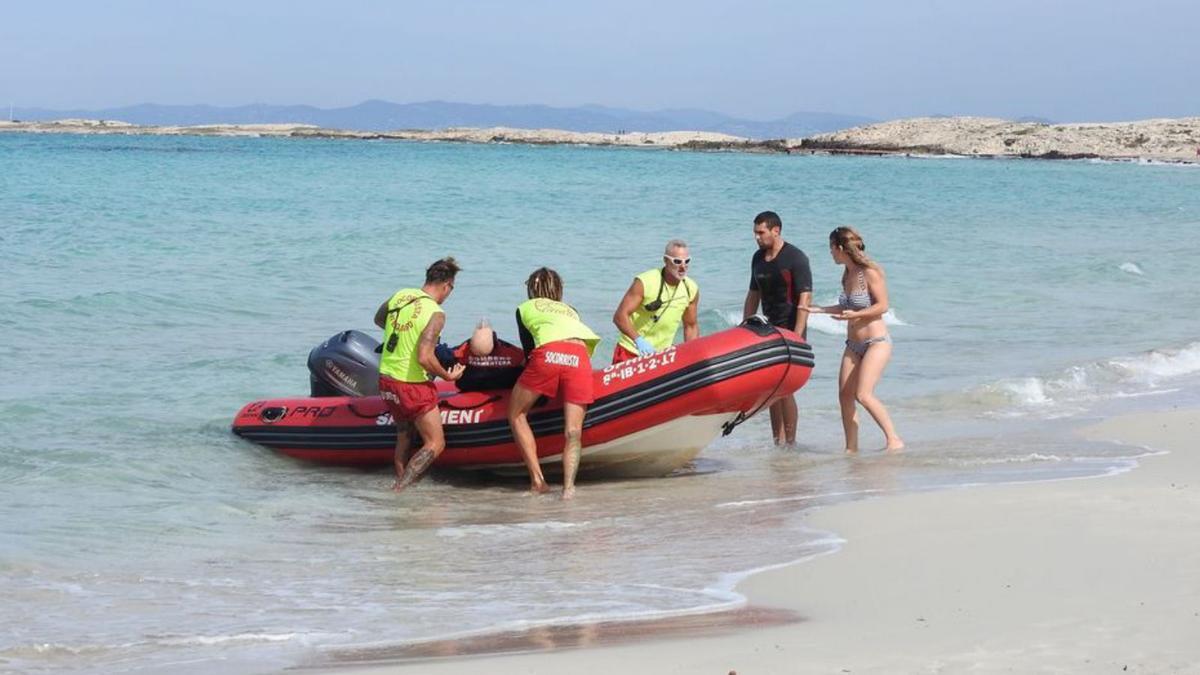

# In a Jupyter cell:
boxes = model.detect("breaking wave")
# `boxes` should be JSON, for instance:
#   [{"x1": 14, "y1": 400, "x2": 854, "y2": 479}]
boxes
[{"x1": 905, "y1": 340, "x2": 1200, "y2": 416}]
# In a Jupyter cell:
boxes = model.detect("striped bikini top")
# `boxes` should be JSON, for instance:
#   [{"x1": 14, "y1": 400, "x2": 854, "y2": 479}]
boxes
[{"x1": 838, "y1": 269, "x2": 872, "y2": 310}]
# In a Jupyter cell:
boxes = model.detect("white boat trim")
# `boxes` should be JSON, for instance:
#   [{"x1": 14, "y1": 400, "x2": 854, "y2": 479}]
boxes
[{"x1": 461, "y1": 412, "x2": 738, "y2": 478}]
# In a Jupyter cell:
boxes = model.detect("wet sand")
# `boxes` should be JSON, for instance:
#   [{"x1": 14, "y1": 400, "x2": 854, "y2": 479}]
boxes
[
  {"x1": 311, "y1": 406, "x2": 1200, "y2": 673},
  {"x1": 313, "y1": 607, "x2": 797, "y2": 667}
]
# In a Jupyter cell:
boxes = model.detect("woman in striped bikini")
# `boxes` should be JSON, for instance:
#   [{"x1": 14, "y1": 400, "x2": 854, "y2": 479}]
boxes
[{"x1": 803, "y1": 226, "x2": 904, "y2": 453}]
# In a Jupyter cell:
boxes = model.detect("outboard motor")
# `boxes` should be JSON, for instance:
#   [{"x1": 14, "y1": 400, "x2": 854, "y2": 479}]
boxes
[{"x1": 307, "y1": 330, "x2": 382, "y2": 397}]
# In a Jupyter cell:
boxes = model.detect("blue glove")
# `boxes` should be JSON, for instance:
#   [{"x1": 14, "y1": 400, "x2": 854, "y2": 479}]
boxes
[{"x1": 634, "y1": 336, "x2": 656, "y2": 357}]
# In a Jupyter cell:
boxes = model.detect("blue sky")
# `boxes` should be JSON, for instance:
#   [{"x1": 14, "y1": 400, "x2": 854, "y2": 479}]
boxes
[{"x1": 2, "y1": 0, "x2": 1196, "y2": 121}]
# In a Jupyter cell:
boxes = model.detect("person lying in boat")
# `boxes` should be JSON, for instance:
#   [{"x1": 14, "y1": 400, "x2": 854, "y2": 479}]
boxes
[
  {"x1": 434, "y1": 319, "x2": 526, "y2": 392},
  {"x1": 508, "y1": 267, "x2": 601, "y2": 500},
  {"x1": 611, "y1": 238, "x2": 701, "y2": 364}
]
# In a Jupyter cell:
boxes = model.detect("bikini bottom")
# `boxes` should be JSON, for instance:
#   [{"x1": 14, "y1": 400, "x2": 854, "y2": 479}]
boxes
[{"x1": 846, "y1": 334, "x2": 891, "y2": 357}]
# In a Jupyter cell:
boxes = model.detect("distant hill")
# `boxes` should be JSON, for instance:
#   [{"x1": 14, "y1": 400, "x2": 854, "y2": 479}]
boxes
[{"x1": 11, "y1": 100, "x2": 875, "y2": 139}]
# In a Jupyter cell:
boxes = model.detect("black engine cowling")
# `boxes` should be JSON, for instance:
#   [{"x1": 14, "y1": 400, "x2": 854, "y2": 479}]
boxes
[{"x1": 307, "y1": 330, "x2": 382, "y2": 397}]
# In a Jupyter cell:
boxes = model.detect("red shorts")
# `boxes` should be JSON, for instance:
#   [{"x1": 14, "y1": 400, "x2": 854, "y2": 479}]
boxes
[
  {"x1": 378, "y1": 377, "x2": 438, "y2": 421},
  {"x1": 517, "y1": 341, "x2": 594, "y2": 405},
  {"x1": 611, "y1": 343, "x2": 638, "y2": 365}
]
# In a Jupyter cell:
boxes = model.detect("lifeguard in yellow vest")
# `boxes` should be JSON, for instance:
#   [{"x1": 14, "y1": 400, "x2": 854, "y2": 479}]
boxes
[
  {"x1": 508, "y1": 267, "x2": 601, "y2": 500},
  {"x1": 372, "y1": 257, "x2": 465, "y2": 492},
  {"x1": 611, "y1": 239, "x2": 701, "y2": 364}
]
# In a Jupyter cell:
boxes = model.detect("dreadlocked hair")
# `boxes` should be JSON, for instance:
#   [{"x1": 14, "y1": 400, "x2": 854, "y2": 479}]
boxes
[{"x1": 525, "y1": 267, "x2": 563, "y2": 301}]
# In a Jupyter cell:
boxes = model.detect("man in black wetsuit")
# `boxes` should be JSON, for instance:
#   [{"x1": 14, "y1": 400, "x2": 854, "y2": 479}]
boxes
[{"x1": 742, "y1": 210, "x2": 812, "y2": 446}]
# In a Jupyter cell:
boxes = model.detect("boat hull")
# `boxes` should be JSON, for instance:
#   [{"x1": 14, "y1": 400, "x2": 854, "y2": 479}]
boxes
[{"x1": 232, "y1": 323, "x2": 814, "y2": 477}]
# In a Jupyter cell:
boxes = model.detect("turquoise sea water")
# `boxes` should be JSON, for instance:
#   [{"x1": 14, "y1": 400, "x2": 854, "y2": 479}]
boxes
[{"x1": 2, "y1": 133, "x2": 1200, "y2": 672}]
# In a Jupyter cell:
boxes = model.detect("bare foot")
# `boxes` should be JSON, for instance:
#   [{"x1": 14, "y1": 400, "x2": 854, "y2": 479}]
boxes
[
  {"x1": 526, "y1": 481, "x2": 551, "y2": 495},
  {"x1": 391, "y1": 481, "x2": 406, "y2": 492},
  {"x1": 561, "y1": 486, "x2": 576, "y2": 501},
  {"x1": 884, "y1": 439, "x2": 905, "y2": 453},
  {"x1": 844, "y1": 447, "x2": 859, "y2": 454}
]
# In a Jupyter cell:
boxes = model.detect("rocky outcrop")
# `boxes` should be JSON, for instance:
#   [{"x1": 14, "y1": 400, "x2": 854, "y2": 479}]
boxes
[
  {"x1": 797, "y1": 116, "x2": 1200, "y2": 162},
  {"x1": 5, "y1": 117, "x2": 1199, "y2": 162},
  {"x1": 0, "y1": 120, "x2": 756, "y2": 150}
]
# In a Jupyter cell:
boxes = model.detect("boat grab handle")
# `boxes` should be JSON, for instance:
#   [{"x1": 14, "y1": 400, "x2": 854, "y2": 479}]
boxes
[
  {"x1": 347, "y1": 400, "x2": 388, "y2": 418},
  {"x1": 722, "y1": 321, "x2": 794, "y2": 436},
  {"x1": 442, "y1": 394, "x2": 501, "y2": 410}
]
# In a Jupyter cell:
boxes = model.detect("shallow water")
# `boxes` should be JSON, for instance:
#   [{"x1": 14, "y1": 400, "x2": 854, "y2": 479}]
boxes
[{"x1": 2, "y1": 134, "x2": 1198, "y2": 672}]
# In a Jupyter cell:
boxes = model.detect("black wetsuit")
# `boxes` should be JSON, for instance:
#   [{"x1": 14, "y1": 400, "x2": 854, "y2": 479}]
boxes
[{"x1": 749, "y1": 242, "x2": 812, "y2": 334}]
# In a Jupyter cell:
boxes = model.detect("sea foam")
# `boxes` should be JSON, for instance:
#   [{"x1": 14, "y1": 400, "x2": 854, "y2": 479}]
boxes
[
  {"x1": 959, "y1": 341, "x2": 1200, "y2": 414},
  {"x1": 1109, "y1": 341, "x2": 1200, "y2": 383}
]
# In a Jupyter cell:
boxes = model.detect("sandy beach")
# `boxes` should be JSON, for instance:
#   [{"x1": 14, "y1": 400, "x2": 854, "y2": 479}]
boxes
[{"x1": 316, "y1": 407, "x2": 1200, "y2": 674}]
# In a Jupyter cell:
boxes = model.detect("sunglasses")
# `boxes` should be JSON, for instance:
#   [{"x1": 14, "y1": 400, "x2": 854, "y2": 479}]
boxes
[{"x1": 664, "y1": 256, "x2": 691, "y2": 266}]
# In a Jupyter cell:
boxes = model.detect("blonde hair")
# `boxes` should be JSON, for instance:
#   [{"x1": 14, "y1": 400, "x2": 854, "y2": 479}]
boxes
[
  {"x1": 829, "y1": 226, "x2": 878, "y2": 270},
  {"x1": 525, "y1": 267, "x2": 564, "y2": 301}
]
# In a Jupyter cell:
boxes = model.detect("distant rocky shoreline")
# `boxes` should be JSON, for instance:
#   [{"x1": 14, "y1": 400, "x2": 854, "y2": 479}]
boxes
[
  {"x1": 3, "y1": 116, "x2": 1198, "y2": 163},
  {"x1": 801, "y1": 116, "x2": 1200, "y2": 163},
  {"x1": 0, "y1": 119, "x2": 782, "y2": 151}
]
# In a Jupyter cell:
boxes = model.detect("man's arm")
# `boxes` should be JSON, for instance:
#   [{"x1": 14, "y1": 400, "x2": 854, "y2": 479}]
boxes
[
  {"x1": 793, "y1": 292, "x2": 812, "y2": 339},
  {"x1": 791, "y1": 250, "x2": 813, "y2": 339},
  {"x1": 373, "y1": 299, "x2": 390, "y2": 329},
  {"x1": 416, "y1": 313, "x2": 462, "y2": 380},
  {"x1": 612, "y1": 278, "x2": 645, "y2": 342},
  {"x1": 682, "y1": 290, "x2": 700, "y2": 341},
  {"x1": 742, "y1": 289, "x2": 760, "y2": 320}
]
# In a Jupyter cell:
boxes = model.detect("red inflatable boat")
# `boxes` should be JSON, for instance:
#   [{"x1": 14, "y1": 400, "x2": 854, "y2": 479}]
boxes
[{"x1": 232, "y1": 319, "x2": 814, "y2": 478}]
